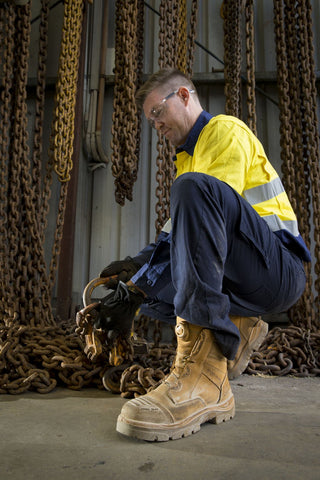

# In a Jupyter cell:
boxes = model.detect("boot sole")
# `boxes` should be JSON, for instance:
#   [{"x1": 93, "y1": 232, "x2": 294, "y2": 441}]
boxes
[
  {"x1": 228, "y1": 319, "x2": 268, "y2": 380},
  {"x1": 116, "y1": 394, "x2": 235, "y2": 442}
]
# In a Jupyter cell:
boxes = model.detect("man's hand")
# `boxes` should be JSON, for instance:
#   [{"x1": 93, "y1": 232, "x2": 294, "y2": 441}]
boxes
[
  {"x1": 94, "y1": 281, "x2": 145, "y2": 342},
  {"x1": 99, "y1": 256, "x2": 141, "y2": 288}
]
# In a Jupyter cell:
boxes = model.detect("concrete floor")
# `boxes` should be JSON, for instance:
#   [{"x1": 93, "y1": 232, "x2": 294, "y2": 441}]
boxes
[{"x1": 0, "y1": 375, "x2": 319, "y2": 480}]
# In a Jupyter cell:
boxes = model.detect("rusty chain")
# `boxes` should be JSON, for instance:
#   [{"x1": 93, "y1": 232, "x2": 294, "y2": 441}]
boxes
[
  {"x1": 246, "y1": 325, "x2": 320, "y2": 377},
  {"x1": 0, "y1": 321, "x2": 107, "y2": 394},
  {"x1": 284, "y1": 1, "x2": 313, "y2": 327},
  {"x1": 0, "y1": 2, "x2": 15, "y2": 324},
  {"x1": 47, "y1": 0, "x2": 85, "y2": 295},
  {"x1": 0, "y1": 1, "x2": 102, "y2": 394},
  {"x1": 53, "y1": 0, "x2": 84, "y2": 183},
  {"x1": 299, "y1": 1, "x2": 320, "y2": 317},
  {"x1": 222, "y1": 0, "x2": 257, "y2": 131},
  {"x1": 177, "y1": 0, "x2": 187, "y2": 73},
  {"x1": 186, "y1": 0, "x2": 198, "y2": 78},
  {"x1": 32, "y1": 0, "x2": 49, "y2": 215},
  {"x1": 222, "y1": 0, "x2": 243, "y2": 118},
  {"x1": 273, "y1": 0, "x2": 319, "y2": 328},
  {"x1": 110, "y1": 0, "x2": 144, "y2": 206},
  {"x1": 135, "y1": 0, "x2": 145, "y2": 173},
  {"x1": 247, "y1": 0, "x2": 320, "y2": 375},
  {"x1": 245, "y1": 0, "x2": 257, "y2": 135}
]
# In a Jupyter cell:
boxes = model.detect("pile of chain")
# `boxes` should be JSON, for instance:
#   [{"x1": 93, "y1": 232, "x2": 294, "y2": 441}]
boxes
[
  {"x1": 246, "y1": 325, "x2": 320, "y2": 377},
  {"x1": 103, "y1": 343, "x2": 176, "y2": 398},
  {"x1": 1, "y1": 311, "x2": 177, "y2": 395},
  {"x1": 0, "y1": 320, "x2": 107, "y2": 394}
]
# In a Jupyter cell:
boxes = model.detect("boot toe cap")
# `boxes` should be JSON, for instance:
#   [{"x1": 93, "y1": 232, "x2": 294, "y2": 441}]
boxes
[{"x1": 120, "y1": 395, "x2": 172, "y2": 425}]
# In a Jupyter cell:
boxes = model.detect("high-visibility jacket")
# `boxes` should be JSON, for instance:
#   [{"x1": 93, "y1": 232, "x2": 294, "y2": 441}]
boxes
[{"x1": 172, "y1": 112, "x2": 310, "y2": 262}]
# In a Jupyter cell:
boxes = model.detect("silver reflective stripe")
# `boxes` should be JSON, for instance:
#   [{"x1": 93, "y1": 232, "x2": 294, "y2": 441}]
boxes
[
  {"x1": 243, "y1": 177, "x2": 285, "y2": 205},
  {"x1": 263, "y1": 215, "x2": 299, "y2": 236},
  {"x1": 161, "y1": 218, "x2": 172, "y2": 233}
]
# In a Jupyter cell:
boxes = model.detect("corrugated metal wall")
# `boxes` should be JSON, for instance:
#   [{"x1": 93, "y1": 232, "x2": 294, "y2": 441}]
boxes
[{"x1": 63, "y1": 0, "x2": 320, "y2": 308}]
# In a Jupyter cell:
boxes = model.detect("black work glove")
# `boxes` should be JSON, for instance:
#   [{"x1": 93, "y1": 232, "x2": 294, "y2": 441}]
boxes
[
  {"x1": 99, "y1": 256, "x2": 141, "y2": 289},
  {"x1": 94, "y1": 281, "x2": 145, "y2": 342}
]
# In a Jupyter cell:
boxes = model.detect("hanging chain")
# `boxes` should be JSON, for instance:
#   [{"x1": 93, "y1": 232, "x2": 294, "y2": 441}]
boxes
[
  {"x1": 52, "y1": 0, "x2": 84, "y2": 183},
  {"x1": 177, "y1": 0, "x2": 187, "y2": 73},
  {"x1": 284, "y1": 1, "x2": 313, "y2": 326},
  {"x1": 245, "y1": 0, "x2": 257, "y2": 135},
  {"x1": 222, "y1": 0, "x2": 243, "y2": 118},
  {"x1": 248, "y1": 0, "x2": 320, "y2": 376},
  {"x1": 47, "y1": 0, "x2": 85, "y2": 294},
  {"x1": 299, "y1": 0, "x2": 320, "y2": 319},
  {"x1": 186, "y1": 0, "x2": 198, "y2": 78},
  {"x1": 111, "y1": 0, "x2": 143, "y2": 206},
  {"x1": 274, "y1": 0, "x2": 315, "y2": 328},
  {"x1": 32, "y1": 0, "x2": 49, "y2": 217},
  {"x1": 0, "y1": 3, "x2": 15, "y2": 324},
  {"x1": 135, "y1": 0, "x2": 145, "y2": 168},
  {"x1": 285, "y1": 0, "x2": 313, "y2": 327},
  {"x1": 273, "y1": 0, "x2": 296, "y2": 211}
]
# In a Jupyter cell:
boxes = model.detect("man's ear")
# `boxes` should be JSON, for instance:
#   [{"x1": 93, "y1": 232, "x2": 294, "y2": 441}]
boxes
[{"x1": 178, "y1": 87, "x2": 191, "y2": 103}]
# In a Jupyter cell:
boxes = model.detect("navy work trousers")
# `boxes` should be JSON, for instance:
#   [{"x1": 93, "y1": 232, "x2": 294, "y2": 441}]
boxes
[{"x1": 140, "y1": 172, "x2": 306, "y2": 359}]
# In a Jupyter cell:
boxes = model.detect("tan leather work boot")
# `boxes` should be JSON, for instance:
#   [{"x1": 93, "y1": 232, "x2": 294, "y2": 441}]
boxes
[
  {"x1": 228, "y1": 316, "x2": 268, "y2": 380},
  {"x1": 116, "y1": 317, "x2": 235, "y2": 441}
]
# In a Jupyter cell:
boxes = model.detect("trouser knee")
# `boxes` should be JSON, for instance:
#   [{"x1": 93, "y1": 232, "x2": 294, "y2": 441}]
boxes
[{"x1": 171, "y1": 172, "x2": 224, "y2": 210}]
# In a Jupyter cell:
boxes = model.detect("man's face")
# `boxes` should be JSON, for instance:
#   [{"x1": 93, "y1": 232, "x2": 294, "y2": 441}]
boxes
[{"x1": 143, "y1": 87, "x2": 192, "y2": 147}]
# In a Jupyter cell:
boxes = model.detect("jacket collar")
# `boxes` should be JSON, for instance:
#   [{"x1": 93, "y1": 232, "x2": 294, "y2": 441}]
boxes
[{"x1": 175, "y1": 111, "x2": 213, "y2": 157}]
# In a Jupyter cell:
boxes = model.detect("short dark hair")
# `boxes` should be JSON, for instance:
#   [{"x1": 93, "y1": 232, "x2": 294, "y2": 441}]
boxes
[{"x1": 136, "y1": 68, "x2": 197, "y2": 108}]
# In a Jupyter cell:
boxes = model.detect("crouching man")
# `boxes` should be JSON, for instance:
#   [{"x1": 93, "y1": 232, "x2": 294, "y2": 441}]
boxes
[{"x1": 96, "y1": 68, "x2": 310, "y2": 441}]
